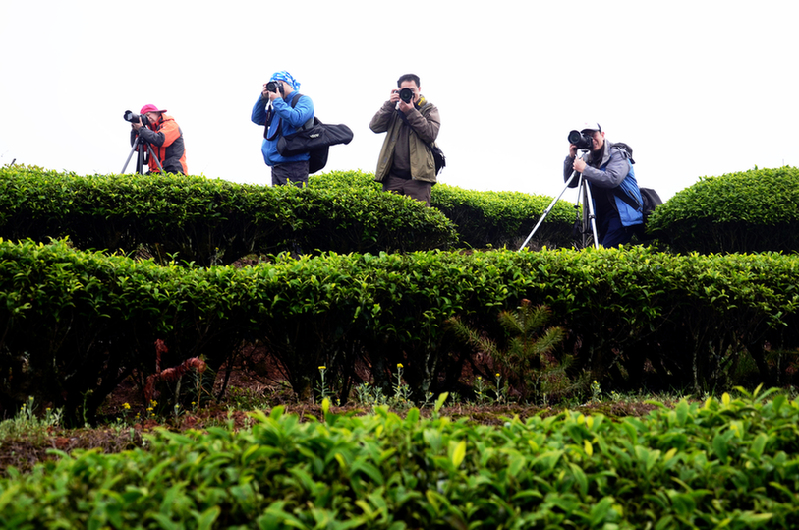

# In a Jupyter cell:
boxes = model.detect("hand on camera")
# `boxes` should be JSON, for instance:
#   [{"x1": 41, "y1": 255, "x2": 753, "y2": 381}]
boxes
[{"x1": 569, "y1": 144, "x2": 578, "y2": 158}]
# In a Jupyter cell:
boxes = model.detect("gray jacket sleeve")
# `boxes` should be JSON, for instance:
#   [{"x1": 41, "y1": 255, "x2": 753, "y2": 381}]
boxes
[{"x1": 581, "y1": 150, "x2": 629, "y2": 189}]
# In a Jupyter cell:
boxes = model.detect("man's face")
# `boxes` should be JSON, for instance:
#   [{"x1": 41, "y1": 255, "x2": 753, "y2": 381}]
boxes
[
  {"x1": 144, "y1": 111, "x2": 161, "y2": 124},
  {"x1": 278, "y1": 80, "x2": 292, "y2": 94},
  {"x1": 582, "y1": 129, "x2": 605, "y2": 151},
  {"x1": 399, "y1": 80, "x2": 420, "y2": 103}
]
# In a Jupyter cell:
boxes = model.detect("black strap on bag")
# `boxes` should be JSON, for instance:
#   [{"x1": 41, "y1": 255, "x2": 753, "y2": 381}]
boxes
[
  {"x1": 271, "y1": 93, "x2": 353, "y2": 174},
  {"x1": 263, "y1": 93, "x2": 312, "y2": 141},
  {"x1": 607, "y1": 142, "x2": 662, "y2": 220}
]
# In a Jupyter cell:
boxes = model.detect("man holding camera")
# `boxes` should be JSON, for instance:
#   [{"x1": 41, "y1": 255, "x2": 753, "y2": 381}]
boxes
[
  {"x1": 251, "y1": 71, "x2": 314, "y2": 187},
  {"x1": 129, "y1": 104, "x2": 187, "y2": 174},
  {"x1": 369, "y1": 74, "x2": 440, "y2": 206},
  {"x1": 564, "y1": 123, "x2": 643, "y2": 247}
]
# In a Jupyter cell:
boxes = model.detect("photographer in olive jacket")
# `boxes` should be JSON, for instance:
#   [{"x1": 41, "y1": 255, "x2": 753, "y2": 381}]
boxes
[
  {"x1": 369, "y1": 74, "x2": 440, "y2": 205},
  {"x1": 251, "y1": 70, "x2": 314, "y2": 187},
  {"x1": 564, "y1": 122, "x2": 643, "y2": 247}
]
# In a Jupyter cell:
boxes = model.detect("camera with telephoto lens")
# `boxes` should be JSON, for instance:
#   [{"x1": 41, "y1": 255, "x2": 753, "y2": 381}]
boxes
[
  {"x1": 123, "y1": 110, "x2": 149, "y2": 127},
  {"x1": 266, "y1": 81, "x2": 280, "y2": 94},
  {"x1": 568, "y1": 130, "x2": 594, "y2": 150},
  {"x1": 398, "y1": 87, "x2": 414, "y2": 103}
]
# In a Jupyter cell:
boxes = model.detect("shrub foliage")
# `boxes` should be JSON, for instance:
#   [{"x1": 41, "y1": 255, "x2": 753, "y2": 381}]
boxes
[
  {"x1": 647, "y1": 166, "x2": 799, "y2": 254},
  {"x1": 0, "y1": 166, "x2": 458, "y2": 265},
  {"x1": 2, "y1": 239, "x2": 797, "y2": 421},
  {"x1": 2, "y1": 389, "x2": 799, "y2": 528}
]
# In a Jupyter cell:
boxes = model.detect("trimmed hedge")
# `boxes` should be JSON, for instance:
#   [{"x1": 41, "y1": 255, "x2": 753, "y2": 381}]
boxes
[
  {"x1": 0, "y1": 166, "x2": 459, "y2": 265},
  {"x1": 2, "y1": 390, "x2": 799, "y2": 527},
  {"x1": 2, "y1": 239, "x2": 798, "y2": 421},
  {"x1": 647, "y1": 166, "x2": 799, "y2": 254},
  {"x1": 430, "y1": 184, "x2": 576, "y2": 249},
  {"x1": 308, "y1": 171, "x2": 578, "y2": 249}
]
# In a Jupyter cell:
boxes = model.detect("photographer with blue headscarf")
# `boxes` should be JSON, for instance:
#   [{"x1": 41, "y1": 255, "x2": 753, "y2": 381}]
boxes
[{"x1": 251, "y1": 71, "x2": 315, "y2": 186}]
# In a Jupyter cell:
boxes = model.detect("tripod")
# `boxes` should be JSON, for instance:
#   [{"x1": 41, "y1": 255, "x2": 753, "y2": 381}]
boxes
[
  {"x1": 121, "y1": 135, "x2": 164, "y2": 174},
  {"x1": 518, "y1": 152, "x2": 600, "y2": 251}
]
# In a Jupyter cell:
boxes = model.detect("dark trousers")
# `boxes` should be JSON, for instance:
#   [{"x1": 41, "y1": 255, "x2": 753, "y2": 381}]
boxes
[
  {"x1": 382, "y1": 175, "x2": 432, "y2": 206},
  {"x1": 598, "y1": 215, "x2": 637, "y2": 248},
  {"x1": 271, "y1": 160, "x2": 310, "y2": 187}
]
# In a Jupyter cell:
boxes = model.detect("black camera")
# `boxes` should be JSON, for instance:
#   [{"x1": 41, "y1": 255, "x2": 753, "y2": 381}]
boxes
[
  {"x1": 266, "y1": 81, "x2": 281, "y2": 94},
  {"x1": 398, "y1": 87, "x2": 414, "y2": 103},
  {"x1": 568, "y1": 130, "x2": 594, "y2": 150},
  {"x1": 123, "y1": 110, "x2": 149, "y2": 127}
]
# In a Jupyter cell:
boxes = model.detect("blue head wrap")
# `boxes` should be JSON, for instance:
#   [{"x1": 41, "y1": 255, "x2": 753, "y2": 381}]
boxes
[{"x1": 269, "y1": 71, "x2": 301, "y2": 91}]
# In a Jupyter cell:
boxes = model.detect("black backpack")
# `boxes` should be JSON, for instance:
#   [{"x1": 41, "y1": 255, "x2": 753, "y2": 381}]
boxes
[
  {"x1": 611, "y1": 142, "x2": 662, "y2": 222},
  {"x1": 266, "y1": 93, "x2": 353, "y2": 174}
]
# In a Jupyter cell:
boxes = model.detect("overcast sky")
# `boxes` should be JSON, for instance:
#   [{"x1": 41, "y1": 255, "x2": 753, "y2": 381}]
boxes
[{"x1": 1, "y1": 1, "x2": 795, "y2": 202}]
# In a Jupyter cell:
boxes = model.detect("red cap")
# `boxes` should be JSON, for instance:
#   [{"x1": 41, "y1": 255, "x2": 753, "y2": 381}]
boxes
[{"x1": 140, "y1": 104, "x2": 167, "y2": 114}]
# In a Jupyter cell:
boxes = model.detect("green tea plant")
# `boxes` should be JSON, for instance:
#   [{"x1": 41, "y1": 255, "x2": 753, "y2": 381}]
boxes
[
  {"x1": 3, "y1": 388, "x2": 799, "y2": 527},
  {"x1": 310, "y1": 171, "x2": 578, "y2": 249},
  {"x1": 648, "y1": 166, "x2": 799, "y2": 254},
  {"x1": 0, "y1": 166, "x2": 459, "y2": 265},
  {"x1": 3, "y1": 239, "x2": 799, "y2": 416},
  {"x1": 430, "y1": 184, "x2": 576, "y2": 249}
]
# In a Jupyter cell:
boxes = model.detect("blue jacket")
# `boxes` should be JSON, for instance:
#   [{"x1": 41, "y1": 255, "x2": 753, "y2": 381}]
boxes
[
  {"x1": 251, "y1": 91, "x2": 314, "y2": 166},
  {"x1": 564, "y1": 141, "x2": 644, "y2": 227}
]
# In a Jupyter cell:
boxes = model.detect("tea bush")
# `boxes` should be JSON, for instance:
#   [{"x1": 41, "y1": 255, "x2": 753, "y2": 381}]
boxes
[
  {"x1": 431, "y1": 184, "x2": 576, "y2": 249},
  {"x1": 2, "y1": 239, "x2": 798, "y2": 421},
  {"x1": 0, "y1": 166, "x2": 458, "y2": 265},
  {"x1": 647, "y1": 166, "x2": 799, "y2": 254},
  {"x1": 309, "y1": 171, "x2": 577, "y2": 249},
  {"x1": 2, "y1": 389, "x2": 799, "y2": 527}
]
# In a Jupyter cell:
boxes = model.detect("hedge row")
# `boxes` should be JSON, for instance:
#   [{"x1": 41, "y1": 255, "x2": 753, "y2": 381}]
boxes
[
  {"x1": 2, "y1": 389, "x2": 799, "y2": 528},
  {"x1": 648, "y1": 166, "x2": 799, "y2": 254},
  {"x1": 0, "y1": 166, "x2": 584, "y2": 267},
  {"x1": 2, "y1": 239, "x2": 798, "y2": 422},
  {"x1": 0, "y1": 166, "x2": 459, "y2": 266}
]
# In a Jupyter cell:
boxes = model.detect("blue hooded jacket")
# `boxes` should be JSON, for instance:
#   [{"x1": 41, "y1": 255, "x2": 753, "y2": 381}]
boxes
[{"x1": 251, "y1": 91, "x2": 314, "y2": 166}]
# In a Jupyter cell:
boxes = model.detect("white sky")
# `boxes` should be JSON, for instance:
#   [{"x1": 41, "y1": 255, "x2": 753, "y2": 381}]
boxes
[{"x1": 1, "y1": 0, "x2": 795, "y2": 202}]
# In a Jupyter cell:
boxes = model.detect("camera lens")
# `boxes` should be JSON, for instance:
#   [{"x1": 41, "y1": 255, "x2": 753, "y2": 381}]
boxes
[
  {"x1": 567, "y1": 130, "x2": 592, "y2": 150},
  {"x1": 399, "y1": 87, "x2": 414, "y2": 103}
]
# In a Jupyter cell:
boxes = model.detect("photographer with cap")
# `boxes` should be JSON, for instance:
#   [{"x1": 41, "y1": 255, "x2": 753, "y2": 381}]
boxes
[
  {"x1": 251, "y1": 71, "x2": 314, "y2": 187},
  {"x1": 369, "y1": 73, "x2": 440, "y2": 206},
  {"x1": 564, "y1": 123, "x2": 643, "y2": 247},
  {"x1": 129, "y1": 104, "x2": 187, "y2": 174}
]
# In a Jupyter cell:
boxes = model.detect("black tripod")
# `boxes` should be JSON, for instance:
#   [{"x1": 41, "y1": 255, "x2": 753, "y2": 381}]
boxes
[
  {"x1": 121, "y1": 135, "x2": 164, "y2": 174},
  {"x1": 518, "y1": 152, "x2": 600, "y2": 251}
]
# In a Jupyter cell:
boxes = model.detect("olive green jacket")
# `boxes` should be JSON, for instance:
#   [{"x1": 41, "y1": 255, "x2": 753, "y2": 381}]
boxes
[{"x1": 369, "y1": 97, "x2": 440, "y2": 183}]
